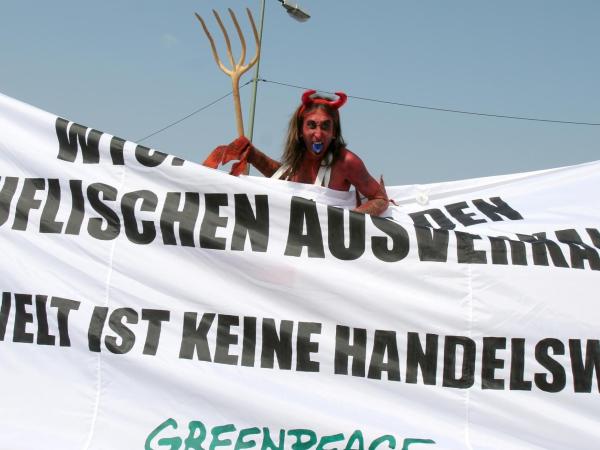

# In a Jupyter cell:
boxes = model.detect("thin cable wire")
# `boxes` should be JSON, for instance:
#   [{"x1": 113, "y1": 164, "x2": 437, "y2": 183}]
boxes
[
  {"x1": 136, "y1": 80, "x2": 252, "y2": 142},
  {"x1": 135, "y1": 77, "x2": 598, "y2": 142},
  {"x1": 261, "y1": 78, "x2": 600, "y2": 126}
]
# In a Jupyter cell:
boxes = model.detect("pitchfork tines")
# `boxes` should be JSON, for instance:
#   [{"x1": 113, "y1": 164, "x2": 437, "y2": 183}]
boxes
[{"x1": 195, "y1": 8, "x2": 260, "y2": 137}]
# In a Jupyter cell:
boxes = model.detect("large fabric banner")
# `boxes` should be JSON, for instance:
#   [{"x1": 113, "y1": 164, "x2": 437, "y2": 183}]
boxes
[{"x1": 0, "y1": 91, "x2": 599, "y2": 450}]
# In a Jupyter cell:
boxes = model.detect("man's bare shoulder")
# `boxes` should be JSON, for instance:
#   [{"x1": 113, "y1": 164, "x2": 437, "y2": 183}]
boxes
[{"x1": 336, "y1": 147, "x2": 366, "y2": 167}]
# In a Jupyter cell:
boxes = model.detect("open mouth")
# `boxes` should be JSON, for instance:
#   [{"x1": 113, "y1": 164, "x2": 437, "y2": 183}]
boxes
[{"x1": 311, "y1": 142, "x2": 324, "y2": 154}]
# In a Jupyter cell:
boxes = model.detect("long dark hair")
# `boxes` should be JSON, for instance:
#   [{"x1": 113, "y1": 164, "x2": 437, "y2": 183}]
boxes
[{"x1": 281, "y1": 99, "x2": 347, "y2": 175}]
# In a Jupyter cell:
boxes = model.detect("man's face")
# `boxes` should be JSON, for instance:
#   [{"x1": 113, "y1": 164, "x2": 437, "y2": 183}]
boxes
[{"x1": 301, "y1": 109, "x2": 335, "y2": 157}]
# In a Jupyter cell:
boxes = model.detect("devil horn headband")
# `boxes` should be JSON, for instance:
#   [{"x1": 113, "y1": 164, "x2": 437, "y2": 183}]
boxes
[{"x1": 300, "y1": 90, "x2": 348, "y2": 112}]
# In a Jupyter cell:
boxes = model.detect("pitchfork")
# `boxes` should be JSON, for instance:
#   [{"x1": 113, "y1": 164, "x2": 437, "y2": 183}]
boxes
[{"x1": 194, "y1": 8, "x2": 260, "y2": 138}]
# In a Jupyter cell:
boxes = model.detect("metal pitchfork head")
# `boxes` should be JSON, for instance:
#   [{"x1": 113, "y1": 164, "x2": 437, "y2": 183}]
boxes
[{"x1": 194, "y1": 8, "x2": 260, "y2": 138}]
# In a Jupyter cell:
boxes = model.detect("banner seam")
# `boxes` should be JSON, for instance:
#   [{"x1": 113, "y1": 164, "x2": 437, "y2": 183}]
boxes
[
  {"x1": 464, "y1": 264, "x2": 474, "y2": 450},
  {"x1": 81, "y1": 160, "x2": 129, "y2": 450}
]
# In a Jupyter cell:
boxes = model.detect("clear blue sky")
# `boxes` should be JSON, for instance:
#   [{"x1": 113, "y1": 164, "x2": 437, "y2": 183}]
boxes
[{"x1": 0, "y1": 0, "x2": 598, "y2": 185}]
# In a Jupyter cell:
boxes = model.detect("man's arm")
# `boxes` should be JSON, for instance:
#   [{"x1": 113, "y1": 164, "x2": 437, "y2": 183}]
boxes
[
  {"x1": 203, "y1": 136, "x2": 281, "y2": 177},
  {"x1": 247, "y1": 145, "x2": 281, "y2": 177},
  {"x1": 343, "y1": 151, "x2": 389, "y2": 216}
]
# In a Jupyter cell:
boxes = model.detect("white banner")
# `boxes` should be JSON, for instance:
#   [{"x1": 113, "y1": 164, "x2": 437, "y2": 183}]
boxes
[{"x1": 0, "y1": 91, "x2": 599, "y2": 450}]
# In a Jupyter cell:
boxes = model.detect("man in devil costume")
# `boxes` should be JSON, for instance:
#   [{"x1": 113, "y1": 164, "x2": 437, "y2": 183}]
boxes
[{"x1": 203, "y1": 90, "x2": 389, "y2": 215}]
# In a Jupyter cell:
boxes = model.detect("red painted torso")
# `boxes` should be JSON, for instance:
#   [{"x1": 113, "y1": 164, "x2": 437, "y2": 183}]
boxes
[{"x1": 288, "y1": 147, "x2": 381, "y2": 198}]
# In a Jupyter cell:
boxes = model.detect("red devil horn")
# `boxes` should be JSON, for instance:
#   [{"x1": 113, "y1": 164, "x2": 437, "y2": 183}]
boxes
[
  {"x1": 302, "y1": 90, "x2": 317, "y2": 106},
  {"x1": 331, "y1": 92, "x2": 347, "y2": 109}
]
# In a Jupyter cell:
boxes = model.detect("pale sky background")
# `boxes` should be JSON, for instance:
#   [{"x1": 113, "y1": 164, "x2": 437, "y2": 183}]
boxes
[{"x1": 0, "y1": 0, "x2": 598, "y2": 185}]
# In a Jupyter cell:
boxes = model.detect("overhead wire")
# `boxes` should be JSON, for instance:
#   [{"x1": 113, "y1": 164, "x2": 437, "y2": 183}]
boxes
[
  {"x1": 136, "y1": 77, "x2": 599, "y2": 142},
  {"x1": 262, "y1": 78, "x2": 600, "y2": 127},
  {"x1": 136, "y1": 80, "x2": 253, "y2": 143}
]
